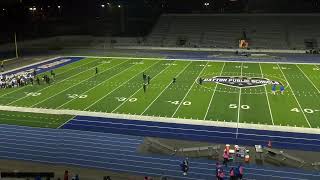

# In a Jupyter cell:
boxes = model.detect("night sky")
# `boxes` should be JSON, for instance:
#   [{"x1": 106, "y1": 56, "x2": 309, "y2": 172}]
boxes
[{"x1": 0, "y1": 0, "x2": 319, "y2": 42}]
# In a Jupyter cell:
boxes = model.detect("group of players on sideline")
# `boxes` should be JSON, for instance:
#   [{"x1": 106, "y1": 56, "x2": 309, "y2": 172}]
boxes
[{"x1": 0, "y1": 69, "x2": 55, "y2": 89}]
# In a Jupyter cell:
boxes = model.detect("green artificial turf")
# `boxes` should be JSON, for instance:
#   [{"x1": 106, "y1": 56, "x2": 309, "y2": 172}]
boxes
[{"x1": 0, "y1": 57, "x2": 319, "y2": 129}]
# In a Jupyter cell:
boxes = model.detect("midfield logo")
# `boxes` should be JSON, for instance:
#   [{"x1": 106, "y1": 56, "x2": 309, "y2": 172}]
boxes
[{"x1": 203, "y1": 76, "x2": 281, "y2": 88}]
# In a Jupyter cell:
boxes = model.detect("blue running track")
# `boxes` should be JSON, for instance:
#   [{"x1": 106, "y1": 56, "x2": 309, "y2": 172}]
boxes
[
  {"x1": 62, "y1": 116, "x2": 320, "y2": 152},
  {"x1": 1, "y1": 124, "x2": 320, "y2": 180}
]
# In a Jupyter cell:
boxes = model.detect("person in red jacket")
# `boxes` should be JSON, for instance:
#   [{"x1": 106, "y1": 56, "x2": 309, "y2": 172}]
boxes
[
  {"x1": 215, "y1": 162, "x2": 222, "y2": 179},
  {"x1": 229, "y1": 167, "x2": 236, "y2": 180},
  {"x1": 237, "y1": 164, "x2": 244, "y2": 180},
  {"x1": 64, "y1": 170, "x2": 69, "y2": 180},
  {"x1": 218, "y1": 168, "x2": 225, "y2": 180},
  {"x1": 223, "y1": 151, "x2": 229, "y2": 167}
]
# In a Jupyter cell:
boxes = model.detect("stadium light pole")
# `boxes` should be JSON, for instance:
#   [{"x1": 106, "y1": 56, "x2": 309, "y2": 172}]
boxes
[{"x1": 14, "y1": 32, "x2": 19, "y2": 58}]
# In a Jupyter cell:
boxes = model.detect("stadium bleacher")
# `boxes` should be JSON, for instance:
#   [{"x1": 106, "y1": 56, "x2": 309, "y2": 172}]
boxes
[{"x1": 146, "y1": 14, "x2": 320, "y2": 50}]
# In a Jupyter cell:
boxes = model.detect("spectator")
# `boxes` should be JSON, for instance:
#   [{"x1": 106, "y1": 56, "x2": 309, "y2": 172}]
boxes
[
  {"x1": 216, "y1": 162, "x2": 222, "y2": 180},
  {"x1": 223, "y1": 151, "x2": 229, "y2": 167},
  {"x1": 229, "y1": 167, "x2": 236, "y2": 180},
  {"x1": 238, "y1": 164, "x2": 244, "y2": 180},
  {"x1": 64, "y1": 170, "x2": 69, "y2": 180},
  {"x1": 160, "y1": 175, "x2": 167, "y2": 180},
  {"x1": 144, "y1": 177, "x2": 148, "y2": 180},
  {"x1": 218, "y1": 168, "x2": 225, "y2": 180},
  {"x1": 74, "y1": 174, "x2": 79, "y2": 180},
  {"x1": 103, "y1": 176, "x2": 111, "y2": 180},
  {"x1": 180, "y1": 158, "x2": 189, "y2": 176}
]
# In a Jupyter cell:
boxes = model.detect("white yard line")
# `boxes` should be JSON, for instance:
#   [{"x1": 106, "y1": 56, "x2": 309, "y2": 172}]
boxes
[
  {"x1": 141, "y1": 61, "x2": 192, "y2": 115},
  {"x1": 0, "y1": 57, "x2": 93, "y2": 99},
  {"x1": 204, "y1": 62, "x2": 226, "y2": 120},
  {"x1": 259, "y1": 63, "x2": 275, "y2": 125},
  {"x1": 277, "y1": 64, "x2": 312, "y2": 128},
  {"x1": 57, "y1": 115, "x2": 75, "y2": 129},
  {"x1": 84, "y1": 61, "x2": 158, "y2": 111},
  {"x1": 29, "y1": 60, "x2": 128, "y2": 108},
  {"x1": 6, "y1": 59, "x2": 103, "y2": 105},
  {"x1": 56, "y1": 60, "x2": 131, "y2": 109},
  {"x1": 171, "y1": 62, "x2": 209, "y2": 117},
  {"x1": 236, "y1": 63, "x2": 243, "y2": 139},
  {"x1": 296, "y1": 64, "x2": 320, "y2": 93},
  {"x1": 111, "y1": 61, "x2": 172, "y2": 113}
]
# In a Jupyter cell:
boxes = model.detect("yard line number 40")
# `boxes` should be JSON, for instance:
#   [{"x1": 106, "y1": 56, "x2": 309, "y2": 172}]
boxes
[{"x1": 291, "y1": 108, "x2": 319, "y2": 114}]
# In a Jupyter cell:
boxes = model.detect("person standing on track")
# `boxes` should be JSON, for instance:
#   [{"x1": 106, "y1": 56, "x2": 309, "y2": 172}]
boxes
[
  {"x1": 180, "y1": 157, "x2": 189, "y2": 176},
  {"x1": 64, "y1": 170, "x2": 69, "y2": 180},
  {"x1": 216, "y1": 162, "x2": 222, "y2": 180},
  {"x1": 235, "y1": 164, "x2": 244, "y2": 180},
  {"x1": 229, "y1": 167, "x2": 236, "y2": 180}
]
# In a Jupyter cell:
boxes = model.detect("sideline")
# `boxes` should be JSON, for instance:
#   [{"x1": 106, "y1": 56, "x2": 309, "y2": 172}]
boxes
[{"x1": 0, "y1": 105, "x2": 319, "y2": 135}]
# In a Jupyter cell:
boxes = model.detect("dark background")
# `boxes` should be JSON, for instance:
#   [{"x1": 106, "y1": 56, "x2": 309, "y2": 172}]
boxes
[{"x1": 0, "y1": 0, "x2": 320, "y2": 43}]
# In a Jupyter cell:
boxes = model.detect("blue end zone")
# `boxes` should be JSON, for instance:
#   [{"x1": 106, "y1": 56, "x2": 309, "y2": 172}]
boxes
[
  {"x1": 2, "y1": 57, "x2": 84, "y2": 76},
  {"x1": 61, "y1": 116, "x2": 320, "y2": 152}
]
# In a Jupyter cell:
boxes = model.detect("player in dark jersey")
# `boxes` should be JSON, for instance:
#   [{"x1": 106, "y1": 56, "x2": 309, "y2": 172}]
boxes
[
  {"x1": 36, "y1": 77, "x2": 40, "y2": 85},
  {"x1": 33, "y1": 69, "x2": 37, "y2": 77},
  {"x1": 50, "y1": 70, "x2": 56, "y2": 80},
  {"x1": 143, "y1": 72, "x2": 147, "y2": 82},
  {"x1": 143, "y1": 83, "x2": 147, "y2": 93},
  {"x1": 199, "y1": 77, "x2": 203, "y2": 85},
  {"x1": 147, "y1": 76, "x2": 151, "y2": 84}
]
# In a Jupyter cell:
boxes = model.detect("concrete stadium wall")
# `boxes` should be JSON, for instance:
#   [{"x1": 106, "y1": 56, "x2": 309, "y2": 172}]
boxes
[{"x1": 115, "y1": 46, "x2": 307, "y2": 54}]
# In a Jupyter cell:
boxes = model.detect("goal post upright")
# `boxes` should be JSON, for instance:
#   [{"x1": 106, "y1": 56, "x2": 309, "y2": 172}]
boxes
[{"x1": 14, "y1": 32, "x2": 19, "y2": 59}]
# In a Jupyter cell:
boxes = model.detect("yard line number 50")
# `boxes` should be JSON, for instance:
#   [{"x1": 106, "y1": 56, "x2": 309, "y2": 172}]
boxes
[{"x1": 229, "y1": 104, "x2": 250, "y2": 110}]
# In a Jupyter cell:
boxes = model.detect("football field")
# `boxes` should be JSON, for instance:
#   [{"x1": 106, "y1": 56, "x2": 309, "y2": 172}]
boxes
[{"x1": 0, "y1": 56, "x2": 319, "y2": 131}]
